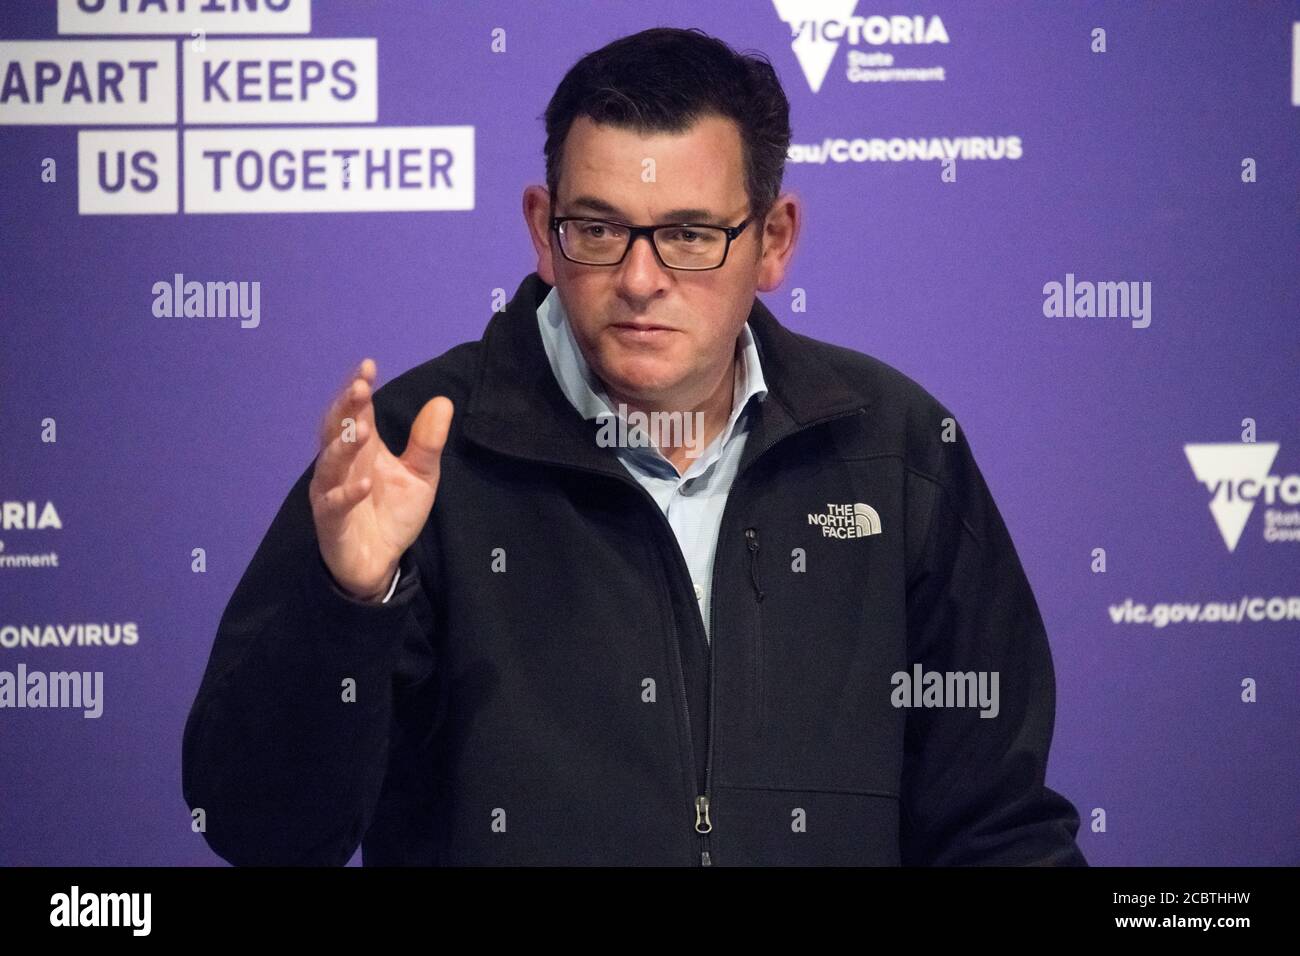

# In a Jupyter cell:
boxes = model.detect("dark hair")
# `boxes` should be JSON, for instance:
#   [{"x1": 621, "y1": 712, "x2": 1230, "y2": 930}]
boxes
[{"x1": 543, "y1": 27, "x2": 792, "y2": 226}]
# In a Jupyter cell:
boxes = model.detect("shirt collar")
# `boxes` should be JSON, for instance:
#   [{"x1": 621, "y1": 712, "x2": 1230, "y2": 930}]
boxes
[
  {"x1": 536, "y1": 286, "x2": 768, "y2": 460},
  {"x1": 460, "y1": 273, "x2": 871, "y2": 483}
]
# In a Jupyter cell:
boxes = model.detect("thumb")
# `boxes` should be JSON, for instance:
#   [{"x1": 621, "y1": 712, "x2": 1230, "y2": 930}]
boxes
[{"x1": 400, "y1": 396, "x2": 454, "y2": 488}]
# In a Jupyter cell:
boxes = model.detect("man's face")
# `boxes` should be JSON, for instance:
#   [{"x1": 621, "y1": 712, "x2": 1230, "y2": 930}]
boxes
[{"x1": 525, "y1": 114, "x2": 795, "y2": 409}]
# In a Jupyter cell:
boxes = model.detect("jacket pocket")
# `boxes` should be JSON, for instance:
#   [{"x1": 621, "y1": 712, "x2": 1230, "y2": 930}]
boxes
[{"x1": 709, "y1": 783, "x2": 901, "y2": 866}]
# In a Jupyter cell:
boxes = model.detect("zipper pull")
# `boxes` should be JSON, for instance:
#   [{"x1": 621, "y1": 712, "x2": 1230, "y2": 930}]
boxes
[
  {"x1": 694, "y1": 794, "x2": 712, "y2": 833},
  {"x1": 745, "y1": 527, "x2": 765, "y2": 602}
]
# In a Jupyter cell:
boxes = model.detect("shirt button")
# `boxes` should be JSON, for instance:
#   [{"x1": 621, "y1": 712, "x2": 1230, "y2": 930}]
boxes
[{"x1": 694, "y1": 583, "x2": 704, "y2": 600}]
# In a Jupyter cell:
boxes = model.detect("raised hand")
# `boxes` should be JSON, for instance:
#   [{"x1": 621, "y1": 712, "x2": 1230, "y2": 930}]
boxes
[{"x1": 308, "y1": 358, "x2": 454, "y2": 601}]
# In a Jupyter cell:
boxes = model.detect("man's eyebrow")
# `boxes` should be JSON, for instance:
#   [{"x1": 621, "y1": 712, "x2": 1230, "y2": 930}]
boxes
[{"x1": 567, "y1": 195, "x2": 730, "y2": 225}]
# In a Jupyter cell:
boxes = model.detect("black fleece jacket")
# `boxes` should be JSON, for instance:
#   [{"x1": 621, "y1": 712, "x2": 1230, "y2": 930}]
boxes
[{"x1": 182, "y1": 272, "x2": 1087, "y2": 866}]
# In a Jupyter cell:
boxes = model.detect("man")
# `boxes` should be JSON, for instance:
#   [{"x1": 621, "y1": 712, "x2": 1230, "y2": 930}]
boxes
[{"x1": 182, "y1": 27, "x2": 1086, "y2": 866}]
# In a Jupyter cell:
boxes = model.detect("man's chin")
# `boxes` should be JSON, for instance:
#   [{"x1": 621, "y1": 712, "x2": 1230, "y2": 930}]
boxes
[
  {"x1": 591, "y1": 352, "x2": 680, "y2": 391},
  {"x1": 597, "y1": 368, "x2": 683, "y2": 404}
]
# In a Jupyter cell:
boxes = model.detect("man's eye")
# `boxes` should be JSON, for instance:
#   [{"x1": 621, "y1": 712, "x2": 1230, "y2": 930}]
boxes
[
  {"x1": 663, "y1": 228, "x2": 716, "y2": 244},
  {"x1": 580, "y1": 222, "x2": 622, "y2": 239}
]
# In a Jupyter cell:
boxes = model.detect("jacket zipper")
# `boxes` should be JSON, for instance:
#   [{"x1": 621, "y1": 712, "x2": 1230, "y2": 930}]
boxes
[
  {"x1": 745, "y1": 527, "x2": 764, "y2": 601},
  {"x1": 696, "y1": 404, "x2": 862, "y2": 866},
  {"x1": 472, "y1": 404, "x2": 863, "y2": 867},
  {"x1": 472, "y1": 454, "x2": 712, "y2": 864},
  {"x1": 745, "y1": 527, "x2": 764, "y2": 737}
]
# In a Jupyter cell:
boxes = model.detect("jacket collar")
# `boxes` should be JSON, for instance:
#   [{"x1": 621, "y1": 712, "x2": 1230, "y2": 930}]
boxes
[{"x1": 461, "y1": 272, "x2": 870, "y2": 480}]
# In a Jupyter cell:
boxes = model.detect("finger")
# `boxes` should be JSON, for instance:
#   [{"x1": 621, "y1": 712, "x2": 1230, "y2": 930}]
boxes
[
  {"x1": 323, "y1": 359, "x2": 374, "y2": 438},
  {"x1": 316, "y1": 474, "x2": 372, "y2": 517},
  {"x1": 400, "y1": 396, "x2": 454, "y2": 485},
  {"x1": 318, "y1": 372, "x2": 375, "y2": 451},
  {"x1": 324, "y1": 358, "x2": 375, "y2": 432},
  {"x1": 353, "y1": 372, "x2": 379, "y2": 436},
  {"x1": 339, "y1": 357, "x2": 376, "y2": 394},
  {"x1": 318, "y1": 377, "x2": 351, "y2": 451},
  {"x1": 313, "y1": 414, "x2": 373, "y2": 491}
]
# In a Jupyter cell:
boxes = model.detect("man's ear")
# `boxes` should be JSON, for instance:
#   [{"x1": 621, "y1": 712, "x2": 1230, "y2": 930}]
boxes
[
  {"x1": 523, "y1": 185, "x2": 557, "y2": 285},
  {"x1": 755, "y1": 193, "x2": 800, "y2": 293}
]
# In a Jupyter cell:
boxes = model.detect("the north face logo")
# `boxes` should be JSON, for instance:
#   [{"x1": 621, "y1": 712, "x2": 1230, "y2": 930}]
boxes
[{"x1": 807, "y1": 502, "x2": 881, "y2": 539}]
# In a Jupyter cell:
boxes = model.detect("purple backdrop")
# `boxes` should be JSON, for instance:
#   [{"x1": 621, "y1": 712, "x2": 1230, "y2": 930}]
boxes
[{"x1": 1, "y1": 0, "x2": 1297, "y2": 866}]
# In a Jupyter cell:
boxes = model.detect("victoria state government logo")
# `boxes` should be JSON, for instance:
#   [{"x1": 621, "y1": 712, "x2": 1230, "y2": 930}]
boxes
[
  {"x1": 808, "y1": 502, "x2": 882, "y2": 539},
  {"x1": 1184, "y1": 442, "x2": 1300, "y2": 552}
]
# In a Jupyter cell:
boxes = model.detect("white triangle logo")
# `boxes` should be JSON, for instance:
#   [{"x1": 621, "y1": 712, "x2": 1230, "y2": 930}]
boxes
[
  {"x1": 772, "y1": 0, "x2": 860, "y2": 94},
  {"x1": 1184, "y1": 442, "x2": 1279, "y2": 552}
]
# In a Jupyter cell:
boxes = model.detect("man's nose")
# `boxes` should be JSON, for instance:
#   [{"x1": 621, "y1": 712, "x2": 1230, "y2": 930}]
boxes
[{"x1": 618, "y1": 231, "x2": 670, "y2": 291}]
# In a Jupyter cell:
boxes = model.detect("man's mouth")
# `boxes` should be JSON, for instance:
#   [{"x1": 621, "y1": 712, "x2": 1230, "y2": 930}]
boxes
[{"x1": 609, "y1": 322, "x2": 677, "y2": 336}]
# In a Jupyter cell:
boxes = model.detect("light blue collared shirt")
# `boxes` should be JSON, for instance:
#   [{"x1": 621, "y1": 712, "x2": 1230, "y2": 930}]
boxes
[{"x1": 536, "y1": 287, "x2": 768, "y2": 643}]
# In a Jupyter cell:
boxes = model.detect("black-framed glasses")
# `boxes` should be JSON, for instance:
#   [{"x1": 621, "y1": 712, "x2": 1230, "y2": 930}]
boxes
[{"x1": 550, "y1": 214, "x2": 754, "y2": 271}]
